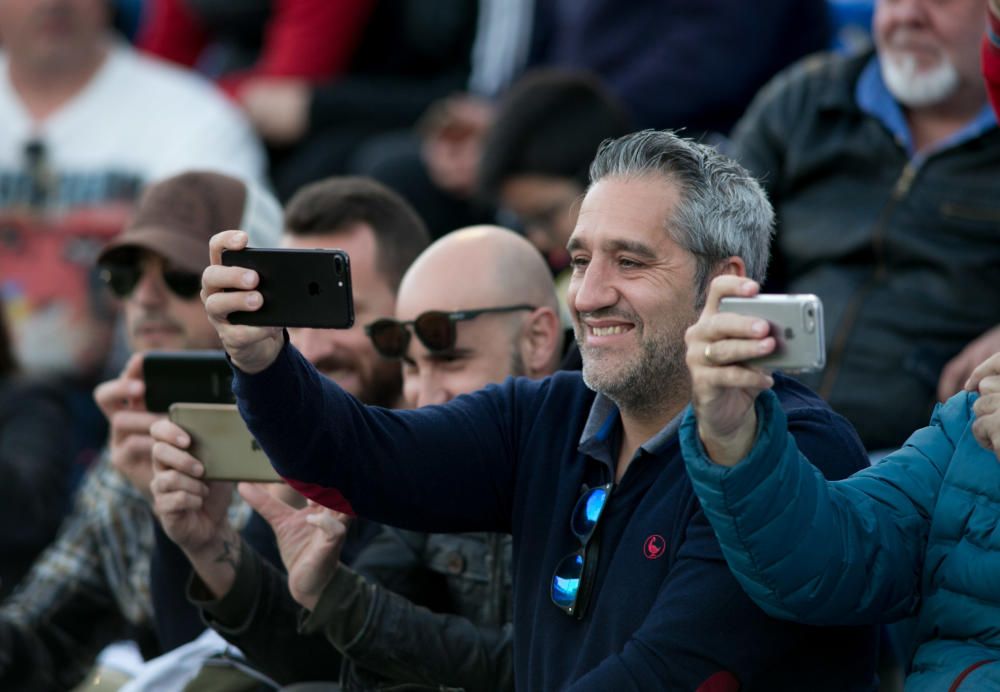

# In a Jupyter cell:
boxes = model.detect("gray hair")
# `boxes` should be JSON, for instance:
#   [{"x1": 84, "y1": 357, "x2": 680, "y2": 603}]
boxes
[{"x1": 588, "y1": 129, "x2": 774, "y2": 297}]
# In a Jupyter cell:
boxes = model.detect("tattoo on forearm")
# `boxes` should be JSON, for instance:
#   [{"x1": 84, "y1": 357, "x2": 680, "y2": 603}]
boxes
[{"x1": 213, "y1": 538, "x2": 239, "y2": 572}]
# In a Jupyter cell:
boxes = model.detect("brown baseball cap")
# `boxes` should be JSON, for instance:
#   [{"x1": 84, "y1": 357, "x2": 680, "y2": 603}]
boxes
[{"x1": 97, "y1": 171, "x2": 281, "y2": 274}]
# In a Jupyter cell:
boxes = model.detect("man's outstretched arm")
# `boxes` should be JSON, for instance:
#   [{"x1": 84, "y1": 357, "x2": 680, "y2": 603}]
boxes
[{"x1": 202, "y1": 231, "x2": 534, "y2": 534}]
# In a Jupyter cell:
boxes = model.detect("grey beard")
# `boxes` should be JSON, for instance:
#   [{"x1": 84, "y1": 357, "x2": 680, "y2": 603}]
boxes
[{"x1": 578, "y1": 328, "x2": 689, "y2": 420}]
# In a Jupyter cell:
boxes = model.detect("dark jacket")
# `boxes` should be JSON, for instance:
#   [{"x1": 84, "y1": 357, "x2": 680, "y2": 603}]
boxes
[
  {"x1": 0, "y1": 451, "x2": 155, "y2": 691},
  {"x1": 309, "y1": 529, "x2": 513, "y2": 692},
  {"x1": 231, "y1": 344, "x2": 878, "y2": 691},
  {"x1": 729, "y1": 50, "x2": 1000, "y2": 450},
  {"x1": 186, "y1": 519, "x2": 512, "y2": 691},
  {"x1": 307, "y1": 0, "x2": 476, "y2": 133},
  {"x1": 531, "y1": 0, "x2": 830, "y2": 132},
  {"x1": 0, "y1": 377, "x2": 71, "y2": 598}
]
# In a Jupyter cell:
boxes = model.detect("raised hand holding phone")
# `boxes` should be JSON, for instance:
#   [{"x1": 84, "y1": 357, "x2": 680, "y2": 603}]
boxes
[
  {"x1": 202, "y1": 230, "x2": 284, "y2": 374},
  {"x1": 149, "y1": 416, "x2": 239, "y2": 598},
  {"x1": 685, "y1": 276, "x2": 776, "y2": 467},
  {"x1": 94, "y1": 353, "x2": 160, "y2": 499}
]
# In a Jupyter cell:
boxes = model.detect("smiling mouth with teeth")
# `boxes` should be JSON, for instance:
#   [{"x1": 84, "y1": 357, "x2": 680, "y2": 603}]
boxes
[{"x1": 591, "y1": 325, "x2": 630, "y2": 336}]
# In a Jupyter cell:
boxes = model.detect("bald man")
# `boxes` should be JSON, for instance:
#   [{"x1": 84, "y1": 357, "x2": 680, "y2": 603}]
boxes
[
  {"x1": 151, "y1": 227, "x2": 563, "y2": 690},
  {"x1": 392, "y1": 225, "x2": 563, "y2": 407}
]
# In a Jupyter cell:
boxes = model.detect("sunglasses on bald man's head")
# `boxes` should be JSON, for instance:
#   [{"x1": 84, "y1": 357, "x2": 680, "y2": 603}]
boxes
[
  {"x1": 98, "y1": 260, "x2": 202, "y2": 301},
  {"x1": 365, "y1": 304, "x2": 536, "y2": 360}
]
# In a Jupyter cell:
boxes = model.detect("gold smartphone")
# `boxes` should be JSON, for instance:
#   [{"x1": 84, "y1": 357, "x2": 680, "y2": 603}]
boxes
[{"x1": 168, "y1": 403, "x2": 281, "y2": 482}]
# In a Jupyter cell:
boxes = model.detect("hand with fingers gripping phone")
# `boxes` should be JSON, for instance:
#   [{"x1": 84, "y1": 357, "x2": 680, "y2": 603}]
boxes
[
  {"x1": 93, "y1": 353, "x2": 162, "y2": 500},
  {"x1": 150, "y1": 416, "x2": 350, "y2": 608},
  {"x1": 201, "y1": 230, "x2": 285, "y2": 375},
  {"x1": 684, "y1": 276, "x2": 776, "y2": 467}
]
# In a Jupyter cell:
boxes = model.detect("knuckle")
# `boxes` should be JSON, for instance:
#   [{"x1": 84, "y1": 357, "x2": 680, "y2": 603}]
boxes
[
  {"x1": 151, "y1": 440, "x2": 171, "y2": 463},
  {"x1": 163, "y1": 494, "x2": 183, "y2": 513},
  {"x1": 972, "y1": 419, "x2": 986, "y2": 439}
]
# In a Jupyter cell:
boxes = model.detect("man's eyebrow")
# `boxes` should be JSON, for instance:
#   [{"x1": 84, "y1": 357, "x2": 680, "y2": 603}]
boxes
[
  {"x1": 428, "y1": 348, "x2": 473, "y2": 361},
  {"x1": 602, "y1": 238, "x2": 658, "y2": 260},
  {"x1": 567, "y1": 236, "x2": 659, "y2": 260}
]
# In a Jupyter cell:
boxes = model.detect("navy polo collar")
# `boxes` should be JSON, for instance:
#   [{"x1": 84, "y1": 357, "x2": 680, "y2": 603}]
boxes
[{"x1": 578, "y1": 391, "x2": 683, "y2": 472}]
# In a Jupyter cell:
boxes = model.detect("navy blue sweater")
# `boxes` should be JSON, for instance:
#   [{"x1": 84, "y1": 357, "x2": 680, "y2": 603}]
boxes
[{"x1": 233, "y1": 344, "x2": 877, "y2": 691}]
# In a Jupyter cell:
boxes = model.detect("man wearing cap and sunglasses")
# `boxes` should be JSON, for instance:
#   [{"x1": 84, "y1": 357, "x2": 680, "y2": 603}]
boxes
[
  {"x1": 201, "y1": 130, "x2": 877, "y2": 690},
  {"x1": 0, "y1": 171, "x2": 282, "y2": 691}
]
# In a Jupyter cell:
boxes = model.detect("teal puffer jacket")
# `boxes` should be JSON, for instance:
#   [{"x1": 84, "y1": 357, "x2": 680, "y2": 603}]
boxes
[{"x1": 681, "y1": 389, "x2": 1000, "y2": 691}]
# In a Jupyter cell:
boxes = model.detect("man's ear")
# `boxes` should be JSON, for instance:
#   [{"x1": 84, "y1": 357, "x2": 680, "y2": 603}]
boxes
[
  {"x1": 717, "y1": 256, "x2": 747, "y2": 278},
  {"x1": 695, "y1": 256, "x2": 749, "y2": 309},
  {"x1": 518, "y1": 307, "x2": 562, "y2": 377}
]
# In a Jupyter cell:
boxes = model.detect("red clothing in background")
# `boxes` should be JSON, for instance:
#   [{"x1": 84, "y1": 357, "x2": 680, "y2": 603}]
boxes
[
  {"x1": 983, "y1": 8, "x2": 1000, "y2": 119},
  {"x1": 138, "y1": 0, "x2": 375, "y2": 98}
]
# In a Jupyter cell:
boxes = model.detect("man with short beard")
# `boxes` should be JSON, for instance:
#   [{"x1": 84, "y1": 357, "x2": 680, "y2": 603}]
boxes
[
  {"x1": 141, "y1": 177, "x2": 430, "y2": 681},
  {"x1": 274, "y1": 177, "x2": 426, "y2": 410},
  {"x1": 728, "y1": 0, "x2": 1000, "y2": 452},
  {"x1": 199, "y1": 130, "x2": 878, "y2": 690}
]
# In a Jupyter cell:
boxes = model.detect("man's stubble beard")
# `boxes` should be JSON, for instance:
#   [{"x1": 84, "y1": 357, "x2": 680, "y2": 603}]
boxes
[
  {"x1": 316, "y1": 355, "x2": 402, "y2": 408},
  {"x1": 363, "y1": 363, "x2": 404, "y2": 408},
  {"x1": 576, "y1": 317, "x2": 691, "y2": 420}
]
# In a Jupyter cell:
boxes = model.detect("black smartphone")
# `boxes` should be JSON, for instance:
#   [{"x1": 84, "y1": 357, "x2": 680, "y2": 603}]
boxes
[
  {"x1": 143, "y1": 350, "x2": 234, "y2": 413},
  {"x1": 221, "y1": 248, "x2": 354, "y2": 329}
]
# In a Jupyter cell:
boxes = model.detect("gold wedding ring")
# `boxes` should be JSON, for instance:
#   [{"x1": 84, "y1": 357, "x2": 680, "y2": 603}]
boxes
[{"x1": 704, "y1": 343, "x2": 714, "y2": 364}]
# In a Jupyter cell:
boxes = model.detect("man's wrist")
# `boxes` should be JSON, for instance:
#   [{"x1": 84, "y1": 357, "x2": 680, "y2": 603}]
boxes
[
  {"x1": 699, "y1": 408, "x2": 759, "y2": 468},
  {"x1": 184, "y1": 525, "x2": 242, "y2": 599},
  {"x1": 229, "y1": 332, "x2": 285, "y2": 375}
]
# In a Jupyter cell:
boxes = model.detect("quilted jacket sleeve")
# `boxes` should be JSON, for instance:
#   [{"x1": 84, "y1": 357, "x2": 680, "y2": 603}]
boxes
[{"x1": 681, "y1": 388, "x2": 971, "y2": 625}]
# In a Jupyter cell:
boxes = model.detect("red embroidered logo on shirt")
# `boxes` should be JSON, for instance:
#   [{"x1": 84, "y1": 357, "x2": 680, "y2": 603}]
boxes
[{"x1": 643, "y1": 534, "x2": 666, "y2": 560}]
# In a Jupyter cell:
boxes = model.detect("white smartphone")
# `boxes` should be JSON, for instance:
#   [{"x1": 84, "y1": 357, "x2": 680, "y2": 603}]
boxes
[
  {"x1": 718, "y1": 294, "x2": 826, "y2": 373},
  {"x1": 168, "y1": 403, "x2": 281, "y2": 482}
]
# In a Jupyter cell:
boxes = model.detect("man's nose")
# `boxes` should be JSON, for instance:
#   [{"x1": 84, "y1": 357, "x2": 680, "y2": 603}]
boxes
[
  {"x1": 131, "y1": 269, "x2": 167, "y2": 306},
  {"x1": 570, "y1": 259, "x2": 617, "y2": 315},
  {"x1": 882, "y1": 0, "x2": 926, "y2": 27},
  {"x1": 416, "y1": 370, "x2": 451, "y2": 408}
]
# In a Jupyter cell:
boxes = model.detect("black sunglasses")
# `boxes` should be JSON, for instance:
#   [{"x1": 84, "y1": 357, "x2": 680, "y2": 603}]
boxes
[
  {"x1": 551, "y1": 482, "x2": 612, "y2": 619},
  {"x1": 365, "y1": 304, "x2": 536, "y2": 359},
  {"x1": 98, "y1": 261, "x2": 202, "y2": 300}
]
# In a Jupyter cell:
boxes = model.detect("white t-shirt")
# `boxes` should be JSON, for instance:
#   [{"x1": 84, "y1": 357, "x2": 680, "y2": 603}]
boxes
[{"x1": 0, "y1": 43, "x2": 266, "y2": 376}]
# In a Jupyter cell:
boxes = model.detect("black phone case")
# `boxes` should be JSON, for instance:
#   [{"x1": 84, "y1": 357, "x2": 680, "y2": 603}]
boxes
[
  {"x1": 221, "y1": 248, "x2": 355, "y2": 329},
  {"x1": 143, "y1": 350, "x2": 235, "y2": 413}
]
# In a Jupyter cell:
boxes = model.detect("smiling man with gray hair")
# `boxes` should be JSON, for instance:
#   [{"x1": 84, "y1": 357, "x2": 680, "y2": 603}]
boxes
[{"x1": 201, "y1": 129, "x2": 877, "y2": 690}]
